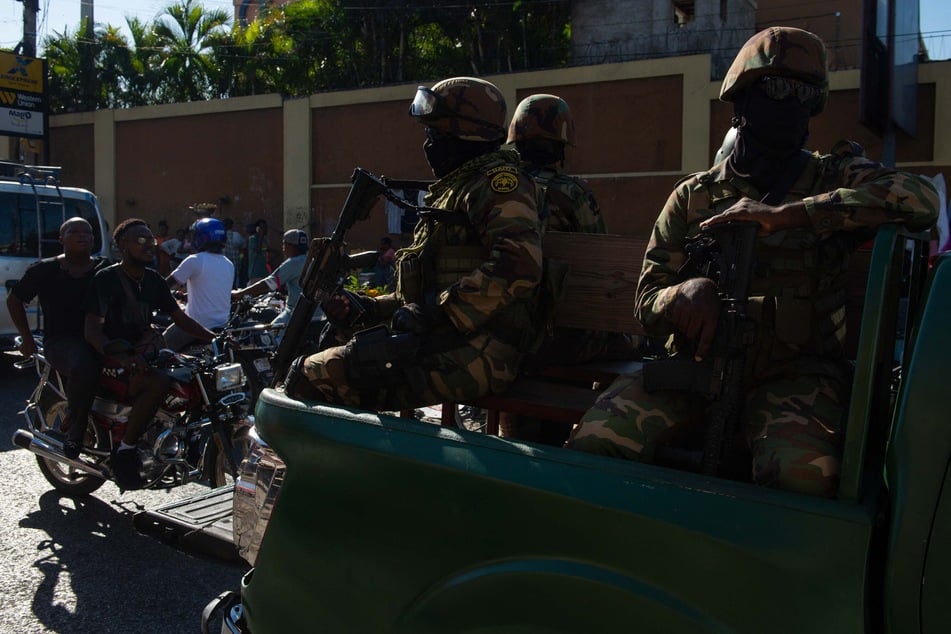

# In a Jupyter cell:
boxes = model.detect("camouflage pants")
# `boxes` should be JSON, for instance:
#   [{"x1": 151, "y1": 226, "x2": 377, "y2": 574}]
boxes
[
  {"x1": 566, "y1": 370, "x2": 846, "y2": 498},
  {"x1": 295, "y1": 332, "x2": 522, "y2": 411}
]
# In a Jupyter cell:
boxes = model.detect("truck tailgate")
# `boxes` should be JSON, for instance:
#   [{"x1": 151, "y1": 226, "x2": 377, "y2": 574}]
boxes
[{"x1": 133, "y1": 485, "x2": 241, "y2": 564}]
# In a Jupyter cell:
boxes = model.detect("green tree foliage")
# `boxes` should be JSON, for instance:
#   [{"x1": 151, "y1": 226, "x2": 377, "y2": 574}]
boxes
[
  {"x1": 152, "y1": 0, "x2": 232, "y2": 102},
  {"x1": 40, "y1": 0, "x2": 571, "y2": 113}
]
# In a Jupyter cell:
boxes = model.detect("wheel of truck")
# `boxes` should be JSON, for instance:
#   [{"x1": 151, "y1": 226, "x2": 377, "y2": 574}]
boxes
[
  {"x1": 35, "y1": 401, "x2": 107, "y2": 496},
  {"x1": 205, "y1": 425, "x2": 253, "y2": 488}
]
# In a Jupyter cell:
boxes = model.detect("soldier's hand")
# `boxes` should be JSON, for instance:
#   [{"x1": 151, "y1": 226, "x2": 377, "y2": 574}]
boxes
[
  {"x1": 321, "y1": 293, "x2": 352, "y2": 323},
  {"x1": 667, "y1": 277, "x2": 720, "y2": 360},
  {"x1": 391, "y1": 303, "x2": 444, "y2": 335},
  {"x1": 701, "y1": 197, "x2": 809, "y2": 235}
]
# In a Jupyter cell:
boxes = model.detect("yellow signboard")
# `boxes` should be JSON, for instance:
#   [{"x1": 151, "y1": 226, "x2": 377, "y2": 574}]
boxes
[
  {"x1": 0, "y1": 51, "x2": 44, "y2": 94},
  {"x1": 0, "y1": 51, "x2": 46, "y2": 139}
]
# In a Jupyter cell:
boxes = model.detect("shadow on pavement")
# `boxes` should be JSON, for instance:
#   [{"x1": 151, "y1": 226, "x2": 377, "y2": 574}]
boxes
[{"x1": 18, "y1": 490, "x2": 246, "y2": 634}]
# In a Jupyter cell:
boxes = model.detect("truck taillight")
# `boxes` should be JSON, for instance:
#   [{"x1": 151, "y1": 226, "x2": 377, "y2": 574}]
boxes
[{"x1": 233, "y1": 426, "x2": 285, "y2": 566}]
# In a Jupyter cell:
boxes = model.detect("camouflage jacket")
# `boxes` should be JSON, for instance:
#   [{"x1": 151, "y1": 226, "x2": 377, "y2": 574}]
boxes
[
  {"x1": 526, "y1": 164, "x2": 607, "y2": 234},
  {"x1": 391, "y1": 148, "x2": 544, "y2": 341},
  {"x1": 638, "y1": 141, "x2": 939, "y2": 378}
]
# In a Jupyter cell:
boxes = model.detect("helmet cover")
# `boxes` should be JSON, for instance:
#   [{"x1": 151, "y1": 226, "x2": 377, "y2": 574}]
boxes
[
  {"x1": 409, "y1": 76, "x2": 507, "y2": 141},
  {"x1": 506, "y1": 94, "x2": 576, "y2": 145},
  {"x1": 720, "y1": 27, "x2": 828, "y2": 115}
]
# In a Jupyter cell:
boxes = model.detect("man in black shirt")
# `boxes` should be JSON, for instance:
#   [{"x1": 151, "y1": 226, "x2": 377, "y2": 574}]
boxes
[
  {"x1": 7, "y1": 217, "x2": 108, "y2": 459},
  {"x1": 84, "y1": 218, "x2": 215, "y2": 490}
]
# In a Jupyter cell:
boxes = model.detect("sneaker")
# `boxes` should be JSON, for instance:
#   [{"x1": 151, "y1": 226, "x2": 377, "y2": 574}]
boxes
[
  {"x1": 62, "y1": 439, "x2": 82, "y2": 460},
  {"x1": 111, "y1": 448, "x2": 146, "y2": 491}
]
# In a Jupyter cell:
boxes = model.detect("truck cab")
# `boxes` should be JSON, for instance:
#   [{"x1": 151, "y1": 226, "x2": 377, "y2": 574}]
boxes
[
  {"x1": 0, "y1": 161, "x2": 110, "y2": 351},
  {"x1": 181, "y1": 222, "x2": 951, "y2": 633}
]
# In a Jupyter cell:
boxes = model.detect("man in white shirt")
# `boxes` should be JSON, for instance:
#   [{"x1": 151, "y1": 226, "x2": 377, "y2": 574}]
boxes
[{"x1": 163, "y1": 218, "x2": 234, "y2": 350}]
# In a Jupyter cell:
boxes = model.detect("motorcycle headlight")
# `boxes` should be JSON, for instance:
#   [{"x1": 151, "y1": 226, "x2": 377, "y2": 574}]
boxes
[
  {"x1": 234, "y1": 426, "x2": 285, "y2": 566},
  {"x1": 214, "y1": 363, "x2": 245, "y2": 391}
]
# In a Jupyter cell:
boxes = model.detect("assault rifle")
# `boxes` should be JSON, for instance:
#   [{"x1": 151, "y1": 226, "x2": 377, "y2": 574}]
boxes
[
  {"x1": 643, "y1": 221, "x2": 759, "y2": 476},
  {"x1": 270, "y1": 168, "x2": 387, "y2": 385}
]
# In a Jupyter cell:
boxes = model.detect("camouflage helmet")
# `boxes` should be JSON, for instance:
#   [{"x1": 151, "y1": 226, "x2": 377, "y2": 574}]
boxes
[
  {"x1": 408, "y1": 76, "x2": 507, "y2": 142},
  {"x1": 506, "y1": 94, "x2": 576, "y2": 146},
  {"x1": 720, "y1": 27, "x2": 828, "y2": 116}
]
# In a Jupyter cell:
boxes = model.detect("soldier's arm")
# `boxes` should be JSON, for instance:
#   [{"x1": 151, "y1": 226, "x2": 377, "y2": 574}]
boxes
[
  {"x1": 804, "y1": 148, "x2": 939, "y2": 235},
  {"x1": 441, "y1": 184, "x2": 543, "y2": 333},
  {"x1": 633, "y1": 183, "x2": 693, "y2": 336}
]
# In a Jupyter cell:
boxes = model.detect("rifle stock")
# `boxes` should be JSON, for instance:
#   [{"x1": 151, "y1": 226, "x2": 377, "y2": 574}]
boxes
[{"x1": 270, "y1": 168, "x2": 387, "y2": 385}]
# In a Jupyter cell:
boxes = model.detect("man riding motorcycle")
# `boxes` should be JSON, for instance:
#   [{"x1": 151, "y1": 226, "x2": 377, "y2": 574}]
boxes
[{"x1": 84, "y1": 218, "x2": 216, "y2": 490}]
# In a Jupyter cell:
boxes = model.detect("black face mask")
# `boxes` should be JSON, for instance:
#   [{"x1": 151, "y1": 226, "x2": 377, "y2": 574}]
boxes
[
  {"x1": 516, "y1": 139, "x2": 565, "y2": 167},
  {"x1": 423, "y1": 132, "x2": 455, "y2": 178},
  {"x1": 729, "y1": 86, "x2": 812, "y2": 190},
  {"x1": 423, "y1": 128, "x2": 498, "y2": 178}
]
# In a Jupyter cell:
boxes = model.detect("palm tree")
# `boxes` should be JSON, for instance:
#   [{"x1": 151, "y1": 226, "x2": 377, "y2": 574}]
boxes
[
  {"x1": 152, "y1": 0, "x2": 231, "y2": 102},
  {"x1": 122, "y1": 17, "x2": 166, "y2": 106},
  {"x1": 44, "y1": 22, "x2": 99, "y2": 113}
]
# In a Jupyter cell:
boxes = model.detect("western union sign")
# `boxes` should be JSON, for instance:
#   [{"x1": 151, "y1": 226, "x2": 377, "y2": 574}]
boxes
[{"x1": 0, "y1": 51, "x2": 47, "y2": 139}]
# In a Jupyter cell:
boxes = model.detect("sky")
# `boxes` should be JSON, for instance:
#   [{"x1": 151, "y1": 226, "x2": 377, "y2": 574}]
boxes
[{"x1": 0, "y1": 0, "x2": 948, "y2": 59}]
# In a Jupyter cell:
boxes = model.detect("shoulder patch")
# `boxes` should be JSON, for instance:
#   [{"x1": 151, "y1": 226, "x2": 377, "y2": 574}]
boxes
[{"x1": 487, "y1": 165, "x2": 519, "y2": 193}]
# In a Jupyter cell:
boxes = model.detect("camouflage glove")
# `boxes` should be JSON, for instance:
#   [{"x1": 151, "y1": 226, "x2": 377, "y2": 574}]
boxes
[{"x1": 391, "y1": 303, "x2": 446, "y2": 336}]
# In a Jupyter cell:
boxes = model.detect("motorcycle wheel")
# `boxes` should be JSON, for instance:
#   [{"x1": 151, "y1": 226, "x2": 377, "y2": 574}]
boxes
[
  {"x1": 36, "y1": 401, "x2": 107, "y2": 496},
  {"x1": 204, "y1": 425, "x2": 253, "y2": 488}
]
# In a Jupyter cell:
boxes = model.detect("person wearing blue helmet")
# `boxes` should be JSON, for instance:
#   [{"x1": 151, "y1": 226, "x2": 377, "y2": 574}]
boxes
[{"x1": 163, "y1": 217, "x2": 234, "y2": 350}]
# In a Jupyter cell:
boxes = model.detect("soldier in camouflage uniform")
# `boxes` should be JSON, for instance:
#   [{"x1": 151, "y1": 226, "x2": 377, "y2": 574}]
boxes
[
  {"x1": 501, "y1": 94, "x2": 631, "y2": 443},
  {"x1": 287, "y1": 76, "x2": 544, "y2": 410},
  {"x1": 566, "y1": 27, "x2": 939, "y2": 497},
  {"x1": 507, "y1": 94, "x2": 606, "y2": 234}
]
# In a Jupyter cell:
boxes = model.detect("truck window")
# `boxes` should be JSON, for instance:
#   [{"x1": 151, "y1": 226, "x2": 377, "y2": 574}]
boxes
[{"x1": 0, "y1": 193, "x2": 103, "y2": 258}]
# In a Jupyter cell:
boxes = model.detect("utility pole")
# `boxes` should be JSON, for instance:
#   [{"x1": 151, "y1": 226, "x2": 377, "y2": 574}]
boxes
[
  {"x1": 81, "y1": 0, "x2": 94, "y2": 31},
  {"x1": 9, "y1": 1, "x2": 40, "y2": 162},
  {"x1": 20, "y1": 0, "x2": 39, "y2": 57}
]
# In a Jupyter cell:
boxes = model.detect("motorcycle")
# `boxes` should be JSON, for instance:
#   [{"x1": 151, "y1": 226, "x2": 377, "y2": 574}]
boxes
[
  {"x1": 12, "y1": 337, "x2": 252, "y2": 496},
  {"x1": 219, "y1": 298, "x2": 284, "y2": 407},
  {"x1": 210, "y1": 294, "x2": 326, "y2": 406}
]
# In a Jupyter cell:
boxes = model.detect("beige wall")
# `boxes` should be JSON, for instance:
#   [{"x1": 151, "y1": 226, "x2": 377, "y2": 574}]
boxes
[{"x1": 49, "y1": 56, "x2": 951, "y2": 252}]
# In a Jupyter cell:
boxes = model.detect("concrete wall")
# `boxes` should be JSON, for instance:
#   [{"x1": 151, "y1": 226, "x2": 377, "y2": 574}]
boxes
[
  {"x1": 48, "y1": 55, "x2": 951, "y2": 255},
  {"x1": 572, "y1": 0, "x2": 759, "y2": 77}
]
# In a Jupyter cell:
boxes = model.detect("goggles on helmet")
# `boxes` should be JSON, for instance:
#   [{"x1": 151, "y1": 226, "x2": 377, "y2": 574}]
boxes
[
  {"x1": 757, "y1": 76, "x2": 824, "y2": 107},
  {"x1": 409, "y1": 85, "x2": 500, "y2": 129},
  {"x1": 409, "y1": 86, "x2": 441, "y2": 118}
]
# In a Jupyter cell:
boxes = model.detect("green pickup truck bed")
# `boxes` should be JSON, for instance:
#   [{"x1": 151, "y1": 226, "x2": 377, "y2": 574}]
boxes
[{"x1": 147, "y1": 226, "x2": 951, "y2": 633}]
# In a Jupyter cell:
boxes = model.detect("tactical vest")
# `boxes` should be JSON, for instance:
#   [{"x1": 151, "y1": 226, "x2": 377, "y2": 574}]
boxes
[
  {"x1": 686, "y1": 146, "x2": 863, "y2": 376},
  {"x1": 395, "y1": 150, "x2": 544, "y2": 351}
]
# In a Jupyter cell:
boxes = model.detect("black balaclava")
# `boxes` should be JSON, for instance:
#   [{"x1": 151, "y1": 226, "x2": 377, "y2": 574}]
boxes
[
  {"x1": 516, "y1": 138, "x2": 566, "y2": 168},
  {"x1": 728, "y1": 84, "x2": 812, "y2": 193},
  {"x1": 423, "y1": 127, "x2": 499, "y2": 178}
]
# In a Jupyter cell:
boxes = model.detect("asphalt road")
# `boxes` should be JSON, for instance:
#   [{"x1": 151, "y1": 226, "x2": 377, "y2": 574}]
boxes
[{"x1": 0, "y1": 357, "x2": 248, "y2": 634}]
